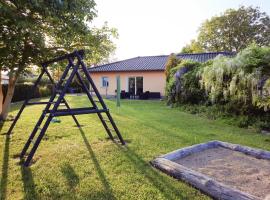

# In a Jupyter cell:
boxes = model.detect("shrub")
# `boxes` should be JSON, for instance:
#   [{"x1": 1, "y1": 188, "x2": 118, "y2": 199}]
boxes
[
  {"x1": 164, "y1": 54, "x2": 181, "y2": 103},
  {"x1": 39, "y1": 86, "x2": 52, "y2": 97},
  {"x1": 166, "y1": 45, "x2": 270, "y2": 131},
  {"x1": 200, "y1": 45, "x2": 270, "y2": 110},
  {"x1": 166, "y1": 59, "x2": 205, "y2": 105},
  {"x1": 165, "y1": 54, "x2": 180, "y2": 81},
  {"x1": 3, "y1": 84, "x2": 53, "y2": 103},
  {"x1": 165, "y1": 78, "x2": 176, "y2": 105},
  {"x1": 17, "y1": 76, "x2": 51, "y2": 85}
]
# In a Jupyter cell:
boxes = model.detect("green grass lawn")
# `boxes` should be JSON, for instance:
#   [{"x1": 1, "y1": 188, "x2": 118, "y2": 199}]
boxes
[{"x1": 1, "y1": 95, "x2": 270, "y2": 200}]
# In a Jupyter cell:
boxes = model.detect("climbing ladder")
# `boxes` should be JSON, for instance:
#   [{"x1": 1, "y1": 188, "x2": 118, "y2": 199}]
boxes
[{"x1": 7, "y1": 50, "x2": 125, "y2": 167}]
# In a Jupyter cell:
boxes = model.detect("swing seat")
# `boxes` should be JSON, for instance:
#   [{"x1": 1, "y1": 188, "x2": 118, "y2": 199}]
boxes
[{"x1": 51, "y1": 118, "x2": 61, "y2": 123}]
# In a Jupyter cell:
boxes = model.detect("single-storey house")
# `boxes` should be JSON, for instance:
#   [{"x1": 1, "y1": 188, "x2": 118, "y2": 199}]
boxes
[{"x1": 88, "y1": 52, "x2": 233, "y2": 98}]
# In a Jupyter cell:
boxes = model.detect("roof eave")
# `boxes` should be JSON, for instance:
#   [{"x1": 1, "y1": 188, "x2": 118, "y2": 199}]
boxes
[{"x1": 88, "y1": 69, "x2": 165, "y2": 73}]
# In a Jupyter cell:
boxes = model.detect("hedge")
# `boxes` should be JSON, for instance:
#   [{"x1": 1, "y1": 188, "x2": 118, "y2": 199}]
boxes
[
  {"x1": 2, "y1": 84, "x2": 53, "y2": 103},
  {"x1": 2, "y1": 78, "x2": 89, "y2": 103}
]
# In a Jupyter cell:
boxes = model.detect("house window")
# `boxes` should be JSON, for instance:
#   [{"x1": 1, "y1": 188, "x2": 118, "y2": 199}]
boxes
[{"x1": 101, "y1": 77, "x2": 109, "y2": 87}]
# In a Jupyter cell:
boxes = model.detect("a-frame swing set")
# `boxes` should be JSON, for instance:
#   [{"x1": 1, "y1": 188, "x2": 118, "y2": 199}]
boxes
[{"x1": 7, "y1": 50, "x2": 125, "y2": 167}]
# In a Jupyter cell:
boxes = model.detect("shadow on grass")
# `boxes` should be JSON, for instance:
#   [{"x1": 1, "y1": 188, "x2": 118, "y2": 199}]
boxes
[
  {"x1": 0, "y1": 134, "x2": 10, "y2": 200},
  {"x1": 79, "y1": 128, "x2": 116, "y2": 200},
  {"x1": 61, "y1": 163, "x2": 79, "y2": 190},
  {"x1": 115, "y1": 144, "x2": 186, "y2": 200},
  {"x1": 138, "y1": 119, "x2": 196, "y2": 145},
  {"x1": 20, "y1": 166, "x2": 38, "y2": 200},
  {"x1": 0, "y1": 120, "x2": 6, "y2": 135}
]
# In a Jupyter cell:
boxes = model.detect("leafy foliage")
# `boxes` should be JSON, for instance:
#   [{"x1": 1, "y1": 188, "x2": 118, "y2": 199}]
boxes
[
  {"x1": 164, "y1": 54, "x2": 180, "y2": 81},
  {"x1": 164, "y1": 54, "x2": 180, "y2": 104},
  {"x1": 200, "y1": 45, "x2": 270, "y2": 111},
  {"x1": 180, "y1": 39, "x2": 204, "y2": 53},
  {"x1": 167, "y1": 60, "x2": 203, "y2": 104},
  {"x1": 181, "y1": 6, "x2": 270, "y2": 53},
  {"x1": 166, "y1": 45, "x2": 270, "y2": 130},
  {"x1": 0, "y1": 0, "x2": 117, "y2": 119},
  {"x1": 0, "y1": 0, "x2": 117, "y2": 72}
]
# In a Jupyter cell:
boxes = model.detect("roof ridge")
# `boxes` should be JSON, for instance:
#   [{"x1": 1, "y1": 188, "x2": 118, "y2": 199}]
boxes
[
  {"x1": 88, "y1": 55, "x2": 169, "y2": 70},
  {"x1": 137, "y1": 55, "x2": 169, "y2": 58},
  {"x1": 177, "y1": 51, "x2": 234, "y2": 56}
]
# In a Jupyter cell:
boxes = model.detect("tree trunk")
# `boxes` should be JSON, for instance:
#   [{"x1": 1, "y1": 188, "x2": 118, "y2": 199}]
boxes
[
  {"x1": 0, "y1": 75, "x2": 16, "y2": 120},
  {"x1": 0, "y1": 71, "x2": 3, "y2": 119}
]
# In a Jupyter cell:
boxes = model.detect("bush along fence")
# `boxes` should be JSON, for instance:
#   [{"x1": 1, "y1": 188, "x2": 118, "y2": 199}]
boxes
[
  {"x1": 2, "y1": 75, "x2": 89, "y2": 104},
  {"x1": 2, "y1": 84, "x2": 54, "y2": 103},
  {"x1": 165, "y1": 45, "x2": 270, "y2": 131}
]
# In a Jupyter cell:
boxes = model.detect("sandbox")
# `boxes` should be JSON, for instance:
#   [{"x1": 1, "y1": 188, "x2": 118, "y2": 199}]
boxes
[{"x1": 151, "y1": 141, "x2": 270, "y2": 200}]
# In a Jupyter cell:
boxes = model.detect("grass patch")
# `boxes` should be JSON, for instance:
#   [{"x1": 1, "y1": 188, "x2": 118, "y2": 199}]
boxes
[
  {"x1": 176, "y1": 104, "x2": 270, "y2": 131},
  {"x1": 0, "y1": 95, "x2": 269, "y2": 199}
]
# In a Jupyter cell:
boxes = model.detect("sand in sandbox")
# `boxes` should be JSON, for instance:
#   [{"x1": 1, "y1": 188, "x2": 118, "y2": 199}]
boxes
[{"x1": 174, "y1": 147, "x2": 270, "y2": 199}]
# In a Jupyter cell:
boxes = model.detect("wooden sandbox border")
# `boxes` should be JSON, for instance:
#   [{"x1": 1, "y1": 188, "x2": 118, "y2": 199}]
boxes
[{"x1": 150, "y1": 140, "x2": 270, "y2": 200}]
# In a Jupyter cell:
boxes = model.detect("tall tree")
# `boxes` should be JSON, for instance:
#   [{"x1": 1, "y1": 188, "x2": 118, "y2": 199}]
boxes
[
  {"x1": 181, "y1": 6, "x2": 270, "y2": 53},
  {"x1": 0, "y1": 0, "x2": 117, "y2": 120},
  {"x1": 165, "y1": 54, "x2": 179, "y2": 81},
  {"x1": 180, "y1": 39, "x2": 203, "y2": 53}
]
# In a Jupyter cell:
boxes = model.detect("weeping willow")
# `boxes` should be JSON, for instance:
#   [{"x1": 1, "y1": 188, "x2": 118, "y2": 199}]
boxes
[{"x1": 200, "y1": 45, "x2": 270, "y2": 110}]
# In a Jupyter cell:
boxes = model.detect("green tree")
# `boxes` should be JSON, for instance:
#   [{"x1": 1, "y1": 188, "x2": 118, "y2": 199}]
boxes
[
  {"x1": 180, "y1": 39, "x2": 203, "y2": 53},
  {"x1": 197, "y1": 6, "x2": 270, "y2": 52},
  {"x1": 165, "y1": 54, "x2": 179, "y2": 81},
  {"x1": 164, "y1": 54, "x2": 180, "y2": 104},
  {"x1": 0, "y1": 0, "x2": 117, "y2": 120},
  {"x1": 181, "y1": 6, "x2": 270, "y2": 53}
]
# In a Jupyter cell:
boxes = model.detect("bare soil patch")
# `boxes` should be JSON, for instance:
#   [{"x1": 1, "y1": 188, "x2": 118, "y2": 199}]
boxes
[{"x1": 175, "y1": 147, "x2": 270, "y2": 199}]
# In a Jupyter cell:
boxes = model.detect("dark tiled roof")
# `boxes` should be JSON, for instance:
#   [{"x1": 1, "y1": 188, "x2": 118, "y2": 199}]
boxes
[
  {"x1": 177, "y1": 52, "x2": 235, "y2": 63},
  {"x1": 88, "y1": 55, "x2": 168, "y2": 72},
  {"x1": 88, "y1": 52, "x2": 234, "y2": 72}
]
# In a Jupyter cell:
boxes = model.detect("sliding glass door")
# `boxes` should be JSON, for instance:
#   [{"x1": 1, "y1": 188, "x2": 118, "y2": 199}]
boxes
[
  {"x1": 128, "y1": 77, "x2": 136, "y2": 95},
  {"x1": 128, "y1": 77, "x2": 143, "y2": 96},
  {"x1": 136, "y1": 77, "x2": 143, "y2": 95}
]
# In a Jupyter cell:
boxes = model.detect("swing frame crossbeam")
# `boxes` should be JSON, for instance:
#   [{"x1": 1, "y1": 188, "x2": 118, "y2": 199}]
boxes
[{"x1": 7, "y1": 50, "x2": 125, "y2": 167}]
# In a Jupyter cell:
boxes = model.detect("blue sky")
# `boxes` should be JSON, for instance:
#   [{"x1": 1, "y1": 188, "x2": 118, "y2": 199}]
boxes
[{"x1": 92, "y1": 0, "x2": 270, "y2": 61}]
